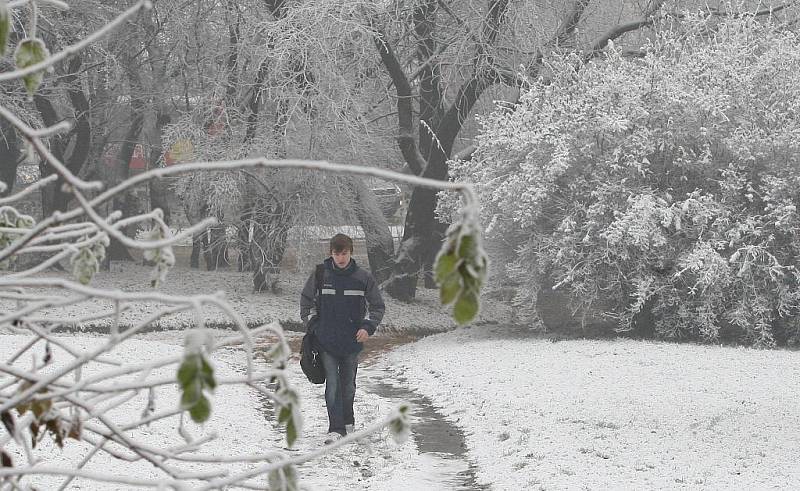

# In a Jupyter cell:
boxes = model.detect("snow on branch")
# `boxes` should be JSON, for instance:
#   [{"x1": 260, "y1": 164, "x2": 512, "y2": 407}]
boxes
[
  {"x1": 0, "y1": 1, "x2": 485, "y2": 487},
  {"x1": 0, "y1": 1, "x2": 152, "y2": 84}
]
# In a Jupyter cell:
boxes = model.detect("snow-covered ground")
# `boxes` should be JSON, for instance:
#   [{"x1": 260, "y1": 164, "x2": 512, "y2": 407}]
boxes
[
  {"x1": 1, "y1": 264, "x2": 505, "y2": 489},
  {"x1": 0, "y1": 332, "x2": 427, "y2": 490},
  {"x1": 4, "y1": 264, "x2": 799, "y2": 489},
  {"x1": 385, "y1": 324, "x2": 800, "y2": 490},
  {"x1": 0, "y1": 263, "x2": 508, "y2": 334},
  {"x1": 0, "y1": 335, "x2": 273, "y2": 489}
]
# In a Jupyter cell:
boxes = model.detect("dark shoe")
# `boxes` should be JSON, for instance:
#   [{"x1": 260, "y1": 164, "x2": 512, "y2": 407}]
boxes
[{"x1": 324, "y1": 432, "x2": 343, "y2": 445}]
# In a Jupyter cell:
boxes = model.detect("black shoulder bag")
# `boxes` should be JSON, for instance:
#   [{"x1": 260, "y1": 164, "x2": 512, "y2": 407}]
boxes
[{"x1": 300, "y1": 264, "x2": 326, "y2": 384}]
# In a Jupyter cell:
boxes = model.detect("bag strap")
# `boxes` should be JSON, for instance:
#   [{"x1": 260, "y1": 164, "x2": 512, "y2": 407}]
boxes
[{"x1": 313, "y1": 263, "x2": 325, "y2": 313}]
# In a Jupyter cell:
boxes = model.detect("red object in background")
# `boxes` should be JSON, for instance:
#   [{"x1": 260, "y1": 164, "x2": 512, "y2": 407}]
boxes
[
  {"x1": 102, "y1": 143, "x2": 148, "y2": 170},
  {"x1": 164, "y1": 148, "x2": 176, "y2": 166},
  {"x1": 129, "y1": 144, "x2": 146, "y2": 170},
  {"x1": 207, "y1": 103, "x2": 225, "y2": 136}
]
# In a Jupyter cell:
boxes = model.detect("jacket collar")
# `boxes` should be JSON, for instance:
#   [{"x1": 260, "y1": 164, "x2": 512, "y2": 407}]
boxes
[{"x1": 324, "y1": 256, "x2": 357, "y2": 275}]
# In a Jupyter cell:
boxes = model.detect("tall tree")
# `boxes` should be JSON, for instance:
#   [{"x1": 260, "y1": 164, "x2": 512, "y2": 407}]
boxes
[
  {"x1": 31, "y1": 54, "x2": 92, "y2": 216},
  {"x1": 372, "y1": 0, "x2": 669, "y2": 300},
  {"x1": 252, "y1": 1, "x2": 398, "y2": 281},
  {"x1": 161, "y1": 0, "x2": 397, "y2": 286}
]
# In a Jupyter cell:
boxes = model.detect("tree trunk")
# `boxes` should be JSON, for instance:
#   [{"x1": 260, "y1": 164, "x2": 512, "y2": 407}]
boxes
[
  {"x1": 186, "y1": 200, "x2": 208, "y2": 269},
  {"x1": 204, "y1": 224, "x2": 227, "y2": 271},
  {"x1": 54, "y1": 55, "x2": 92, "y2": 212},
  {"x1": 351, "y1": 178, "x2": 394, "y2": 284},
  {"x1": 373, "y1": 1, "x2": 517, "y2": 300},
  {"x1": 141, "y1": 5, "x2": 172, "y2": 228},
  {"x1": 148, "y1": 176, "x2": 171, "y2": 224},
  {"x1": 147, "y1": 111, "x2": 172, "y2": 225},
  {"x1": 107, "y1": 113, "x2": 144, "y2": 262},
  {"x1": 30, "y1": 56, "x2": 92, "y2": 215},
  {"x1": 237, "y1": 205, "x2": 254, "y2": 272},
  {"x1": 190, "y1": 232, "x2": 203, "y2": 269},
  {"x1": 107, "y1": 41, "x2": 150, "y2": 264},
  {"x1": 33, "y1": 94, "x2": 65, "y2": 219},
  {"x1": 249, "y1": 197, "x2": 291, "y2": 293},
  {"x1": 112, "y1": 111, "x2": 143, "y2": 196},
  {"x1": 0, "y1": 118, "x2": 20, "y2": 197},
  {"x1": 384, "y1": 167, "x2": 447, "y2": 300}
]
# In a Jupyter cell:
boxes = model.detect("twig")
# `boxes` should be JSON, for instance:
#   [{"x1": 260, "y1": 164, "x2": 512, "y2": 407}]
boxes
[
  {"x1": 0, "y1": 1, "x2": 152, "y2": 82},
  {"x1": 0, "y1": 174, "x2": 58, "y2": 205}
]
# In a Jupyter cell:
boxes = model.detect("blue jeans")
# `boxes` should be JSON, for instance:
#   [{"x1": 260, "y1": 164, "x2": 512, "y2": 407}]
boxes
[{"x1": 320, "y1": 350, "x2": 359, "y2": 435}]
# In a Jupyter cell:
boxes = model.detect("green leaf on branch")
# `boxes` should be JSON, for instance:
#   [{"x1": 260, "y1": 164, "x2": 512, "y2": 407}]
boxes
[
  {"x1": 188, "y1": 395, "x2": 210, "y2": 423},
  {"x1": 16, "y1": 389, "x2": 66, "y2": 449},
  {"x1": 177, "y1": 354, "x2": 199, "y2": 387},
  {"x1": 275, "y1": 386, "x2": 301, "y2": 448},
  {"x1": 389, "y1": 403, "x2": 411, "y2": 444},
  {"x1": 434, "y1": 224, "x2": 488, "y2": 324},
  {"x1": 439, "y1": 275, "x2": 461, "y2": 305},
  {"x1": 15, "y1": 215, "x2": 34, "y2": 229},
  {"x1": 200, "y1": 357, "x2": 216, "y2": 390},
  {"x1": 0, "y1": 4, "x2": 9, "y2": 57},
  {"x1": 177, "y1": 352, "x2": 216, "y2": 423},
  {"x1": 460, "y1": 265, "x2": 484, "y2": 299},
  {"x1": 278, "y1": 406, "x2": 290, "y2": 424},
  {"x1": 434, "y1": 252, "x2": 458, "y2": 283},
  {"x1": 285, "y1": 417, "x2": 298, "y2": 448},
  {"x1": 180, "y1": 380, "x2": 202, "y2": 409},
  {"x1": 14, "y1": 38, "x2": 50, "y2": 95},
  {"x1": 457, "y1": 234, "x2": 475, "y2": 259},
  {"x1": 70, "y1": 246, "x2": 100, "y2": 285},
  {"x1": 0, "y1": 207, "x2": 35, "y2": 269},
  {"x1": 30, "y1": 398, "x2": 52, "y2": 420},
  {"x1": 453, "y1": 290, "x2": 479, "y2": 325},
  {"x1": 268, "y1": 464, "x2": 299, "y2": 491}
]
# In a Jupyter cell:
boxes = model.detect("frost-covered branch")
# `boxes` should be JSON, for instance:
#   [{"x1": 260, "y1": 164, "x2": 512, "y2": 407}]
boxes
[
  {"x1": 0, "y1": 175, "x2": 57, "y2": 206},
  {"x1": 0, "y1": 0, "x2": 151, "y2": 83},
  {"x1": 0, "y1": 2, "x2": 483, "y2": 487}
]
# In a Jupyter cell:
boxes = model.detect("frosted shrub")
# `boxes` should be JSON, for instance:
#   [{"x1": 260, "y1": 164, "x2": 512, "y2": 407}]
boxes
[{"x1": 454, "y1": 12, "x2": 800, "y2": 346}]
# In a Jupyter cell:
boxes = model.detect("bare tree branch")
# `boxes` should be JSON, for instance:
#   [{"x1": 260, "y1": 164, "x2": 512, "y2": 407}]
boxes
[
  {"x1": 484, "y1": 0, "x2": 511, "y2": 46},
  {"x1": 438, "y1": 0, "x2": 514, "y2": 154},
  {"x1": 553, "y1": 0, "x2": 591, "y2": 48},
  {"x1": 584, "y1": 0, "x2": 667, "y2": 62},
  {"x1": 372, "y1": 27, "x2": 426, "y2": 175}
]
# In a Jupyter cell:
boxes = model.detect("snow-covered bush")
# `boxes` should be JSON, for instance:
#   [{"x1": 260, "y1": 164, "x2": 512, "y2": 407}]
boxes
[{"x1": 451, "y1": 11, "x2": 800, "y2": 346}]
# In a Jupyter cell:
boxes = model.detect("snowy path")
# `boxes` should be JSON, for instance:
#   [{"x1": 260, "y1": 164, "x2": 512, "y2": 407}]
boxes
[
  {"x1": 359, "y1": 364, "x2": 488, "y2": 490},
  {"x1": 248, "y1": 339, "x2": 488, "y2": 490}
]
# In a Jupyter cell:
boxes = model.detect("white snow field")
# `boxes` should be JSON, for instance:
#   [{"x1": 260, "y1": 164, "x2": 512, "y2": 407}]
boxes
[
  {"x1": 386, "y1": 324, "x2": 800, "y2": 490},
  {"x1": 3, "y1": 264, "x2": 799, "y2": 489}
]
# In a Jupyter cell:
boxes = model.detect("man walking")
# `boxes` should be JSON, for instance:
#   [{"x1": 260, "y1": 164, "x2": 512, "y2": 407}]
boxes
[{"x1": 300, "y1": 233, "x2": 385, "y2": 444}]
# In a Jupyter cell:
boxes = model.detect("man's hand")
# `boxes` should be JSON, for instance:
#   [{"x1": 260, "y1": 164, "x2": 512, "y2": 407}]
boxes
[{"x1": 355, "y1": 328, "x2": 369, "y2": 343}]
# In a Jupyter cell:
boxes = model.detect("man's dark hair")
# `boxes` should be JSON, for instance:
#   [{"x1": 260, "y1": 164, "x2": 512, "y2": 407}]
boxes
[{"x1": 330, "y1": 233, "x2": 354, "y2": 253}]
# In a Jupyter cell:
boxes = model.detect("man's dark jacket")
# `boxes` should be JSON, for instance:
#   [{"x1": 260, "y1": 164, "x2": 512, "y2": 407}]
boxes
[{"x1": 300, "y1": 257, "x2": 385, "y2": 357}]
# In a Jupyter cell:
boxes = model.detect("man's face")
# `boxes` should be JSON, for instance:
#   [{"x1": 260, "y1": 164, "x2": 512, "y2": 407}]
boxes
[{"x1": 331, "y1": 249, "x2": 351, "y2": 268}]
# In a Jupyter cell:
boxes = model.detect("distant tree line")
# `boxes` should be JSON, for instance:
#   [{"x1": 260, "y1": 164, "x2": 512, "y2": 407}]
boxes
[{"x1": 2, "y1": 0, "x2": 688, "y2": 300}]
